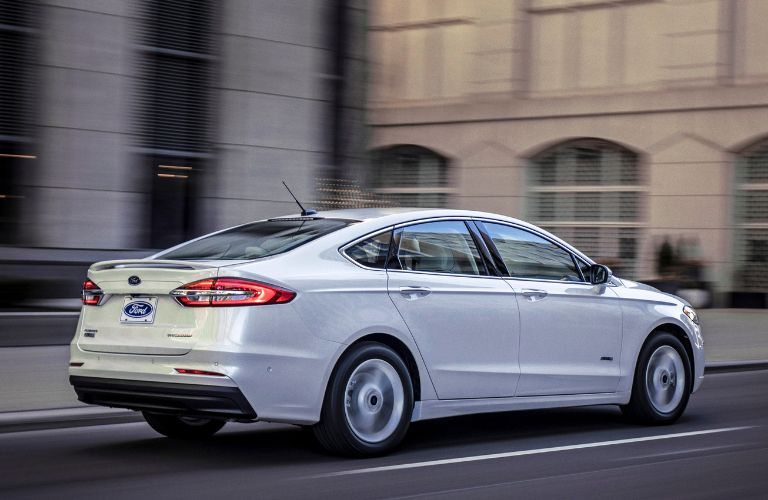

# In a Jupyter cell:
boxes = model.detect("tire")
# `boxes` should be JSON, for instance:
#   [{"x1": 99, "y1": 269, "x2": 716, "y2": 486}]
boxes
[
  {"x1": 143, "y1": 412, "x2": 226, "y2": 439},
  {"x1": 312, "y1": 342, "x2": 414, "y2": 456},
  {"x1": 621, "y1": 332, "x2": 692, "y2": 424}
]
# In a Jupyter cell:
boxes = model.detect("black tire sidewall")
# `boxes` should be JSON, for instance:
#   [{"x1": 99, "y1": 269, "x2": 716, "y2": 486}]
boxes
[
  {"x1": 324, "y1": 342, "x2": 414, "y2": 455},
  {"x1": 633, "y1": 332, "x2": 692, "y2": 422},
  {"x1": 143, "y1": 412, "x2": 225, "y2": 439}
]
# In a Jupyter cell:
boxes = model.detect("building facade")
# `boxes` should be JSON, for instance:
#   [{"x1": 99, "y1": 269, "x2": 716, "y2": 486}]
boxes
[
  {"x1": 0, "y1": 0, "x2": 367, "y2": 307},
  {"x1": 367, "y1": 0, "x2": 768, "y2": 302},
  {"x1": 0, "y1": 0, "x2": 367, "y2": 251}
]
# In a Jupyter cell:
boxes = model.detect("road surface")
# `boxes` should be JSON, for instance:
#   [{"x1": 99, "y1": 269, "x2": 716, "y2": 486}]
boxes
[{"x1": 1, "y1": 370, "x2": 766, "y2": 499}]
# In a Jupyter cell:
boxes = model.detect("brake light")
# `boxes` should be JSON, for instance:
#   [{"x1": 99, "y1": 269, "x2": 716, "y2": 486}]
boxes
[
  {"x1": 171, "y1": 278, "x2": 295, "y2": 307},
  {"x1": 82, "y1": 279, "x2": 104, "y2": 306}
]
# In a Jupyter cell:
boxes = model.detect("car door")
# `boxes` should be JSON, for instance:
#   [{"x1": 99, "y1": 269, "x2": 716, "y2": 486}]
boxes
[
  {"x1": 477, "y1": 221, "x2": 623, "y2": 397},
  {"x1": 386, "y1": 219, "x2": 520, "y2": 400}
]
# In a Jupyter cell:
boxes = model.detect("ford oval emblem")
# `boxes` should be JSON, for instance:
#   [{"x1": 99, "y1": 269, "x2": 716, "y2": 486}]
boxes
[
  {"x1": 128, "y1": 276, "x2": 141, "y2": 286},
  {"x1": 123, "y1": 301, "x2": 153, "y2": 318}
]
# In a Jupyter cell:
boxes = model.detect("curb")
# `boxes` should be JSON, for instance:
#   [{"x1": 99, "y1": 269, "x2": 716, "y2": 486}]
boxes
[
  {"x1": 1, "y1": 361, "x2": 766, "y2": 434},
  {"x1": 704, "y1": 360, "x2": 768, "y2": 374},
  {"x1": 0, "y1": 406, "x2": 142, "y2": 434}
]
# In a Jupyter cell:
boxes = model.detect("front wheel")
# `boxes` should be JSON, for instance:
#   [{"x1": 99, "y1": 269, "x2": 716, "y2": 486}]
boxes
[
  {"x1": 622, "y1": 332, "x2": 692, "y2": 424},
  {"x1": 312, "y1": 342, "x2": 414, "y2": 456},
  {"x1": 143, "y1": 412, "x2": 225, "y2": 439}
]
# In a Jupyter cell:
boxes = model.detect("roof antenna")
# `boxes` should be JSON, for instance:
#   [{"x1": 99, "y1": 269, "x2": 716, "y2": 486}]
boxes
[{"x1": 281, "y1": 181, "x2": 317, "y2": 216}]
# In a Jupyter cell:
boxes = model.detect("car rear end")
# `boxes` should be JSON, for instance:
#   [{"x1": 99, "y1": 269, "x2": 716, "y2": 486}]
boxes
[
  {"x1": 69, "y1": 217, "x2": 357, "y2": 425},
  {"x1": 71, "y1": 260, "x2": 268, "y2": 420}
]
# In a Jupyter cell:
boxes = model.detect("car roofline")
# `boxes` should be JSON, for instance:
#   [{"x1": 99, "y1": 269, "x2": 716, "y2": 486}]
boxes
[{"x1": 151, "y1": 208, "x2": 596, "y2": 267}]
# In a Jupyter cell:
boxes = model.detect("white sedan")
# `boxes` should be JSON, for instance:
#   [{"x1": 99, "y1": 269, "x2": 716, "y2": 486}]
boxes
[{"x1": 69, "y1": 208, "x2": 704, "y2": 455}]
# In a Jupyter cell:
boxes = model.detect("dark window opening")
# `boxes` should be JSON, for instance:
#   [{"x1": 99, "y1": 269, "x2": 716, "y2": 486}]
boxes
[
  {"x1": 0, "y1": 0, "x2": 37, "y2": 244},
  {"x1": 137, "y1": 0, "x2": 215, "y2": 248},
  {"x1": 371, "y1": 145, "x2": 451, "y2": 208}
]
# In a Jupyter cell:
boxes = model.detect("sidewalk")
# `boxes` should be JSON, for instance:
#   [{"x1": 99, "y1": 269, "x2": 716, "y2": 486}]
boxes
[
  {"x1": 698, "y1": 309, "x2": 768, "y2": 361},
  {"x1": 0, "y1": 309, "x2": 766, "y2": 428}
]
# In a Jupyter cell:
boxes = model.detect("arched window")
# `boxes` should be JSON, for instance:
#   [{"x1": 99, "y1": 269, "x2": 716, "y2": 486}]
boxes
[
  {"x1": 371, "y1": 145, "x2": 451, "y2": 207},
  {"x1": 527, "y1": 139, "x2": 644, "y2": 277},
  {"x1": 734, "y1": 139, "x2": 768, "y2": 291}
]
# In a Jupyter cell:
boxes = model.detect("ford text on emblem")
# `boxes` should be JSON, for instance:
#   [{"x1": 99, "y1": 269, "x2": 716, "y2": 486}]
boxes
[
  {"x1": 123, "y1": 301, "x2": 153, "y2": 318},
  {"x1": 128, "y1": 276, "x2": 141, "y2": 286}
]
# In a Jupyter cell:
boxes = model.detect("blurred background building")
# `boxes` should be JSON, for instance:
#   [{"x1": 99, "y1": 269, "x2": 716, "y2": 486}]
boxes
[
  {"x1": 1, "y1": 0, "x2": 767, "y2": 310},
  {"x1": 367, "y1": 0, "x2": 768, "y2": 306},
  {"x1": 0, "y1": 0, "x2": 367, "y2": 308}
]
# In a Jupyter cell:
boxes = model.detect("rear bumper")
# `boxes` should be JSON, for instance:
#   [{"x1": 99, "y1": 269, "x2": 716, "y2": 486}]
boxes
[{"x1": 70, "y1": 376, "x2": 257, "y2": 420}]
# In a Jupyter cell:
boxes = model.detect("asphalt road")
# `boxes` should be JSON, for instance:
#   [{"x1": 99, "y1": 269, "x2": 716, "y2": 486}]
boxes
[{"x1": 1, "y1": 370, "x2": 766, "y2": 500}]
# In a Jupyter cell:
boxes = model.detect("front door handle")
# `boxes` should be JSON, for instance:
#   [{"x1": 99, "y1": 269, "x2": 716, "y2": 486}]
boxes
[
  {"x1": 399, "y1": 286, "x2": 431, "y2": 299},
  {"x1": 521, "y1": 289, "x2": 548, "y2": 301}
]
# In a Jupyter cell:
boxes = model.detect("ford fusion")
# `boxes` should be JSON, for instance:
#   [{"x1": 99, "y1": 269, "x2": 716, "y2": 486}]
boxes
[{"x1": 69, "y1": 208, "x2": 704, "y2": 456}]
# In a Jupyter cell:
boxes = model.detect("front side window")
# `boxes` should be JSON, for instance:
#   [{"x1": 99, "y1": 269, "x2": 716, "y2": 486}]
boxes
[
  {"x1": 344, "y1": 230, "x2": 392, "y2": 269},
  {"x1": 394, "y1": 221, "x2": 487, "y2": 276},
  {"x1": 159, "y1": 218, "x2": 354, "y2": 260},
  {"x1": 480, "y1": 222, "x2": 581, "y2": 282}
]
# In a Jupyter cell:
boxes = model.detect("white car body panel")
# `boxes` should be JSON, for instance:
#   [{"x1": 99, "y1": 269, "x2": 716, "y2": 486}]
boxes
[
  {"x1": 69, "y1": 208, "x2": 705, "y2": 425},
  {"x1": 387, "y1": 269, "x2": 520, "y2": 399},
  {"x1": 509, "y1": 279, "x2": 623, "y2": 396}
]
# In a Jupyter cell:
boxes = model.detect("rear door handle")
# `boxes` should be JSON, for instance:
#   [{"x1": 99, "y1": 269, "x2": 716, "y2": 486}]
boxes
[
  {"x1": 521, "y1": 289, "x2": 548, "y2": 301},
  {"x1": 399, "y1": 286, "x2": 431, "y2": 299}
]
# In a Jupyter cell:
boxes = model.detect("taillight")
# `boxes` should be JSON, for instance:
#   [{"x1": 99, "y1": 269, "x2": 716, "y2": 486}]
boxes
[
  {"x1": 171, "y1": 278, "x2": 295, "y2": 307},
  {"x1": 82, "y1": 279, "x2": 104, "y2": 306}
]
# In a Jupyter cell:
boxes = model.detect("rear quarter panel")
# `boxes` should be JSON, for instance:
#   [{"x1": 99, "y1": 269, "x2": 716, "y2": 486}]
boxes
[{"x1": 234, "y1": 244, "x2": 438, "y2": 402}]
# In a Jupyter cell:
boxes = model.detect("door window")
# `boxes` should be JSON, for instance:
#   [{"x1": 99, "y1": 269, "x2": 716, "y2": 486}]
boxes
[
  {"x1": 480, "y1": 222, "x2": 581, "y2": 281},
  {"x1": 394, "y1": 221, "x2": 487, "y2": 276}
]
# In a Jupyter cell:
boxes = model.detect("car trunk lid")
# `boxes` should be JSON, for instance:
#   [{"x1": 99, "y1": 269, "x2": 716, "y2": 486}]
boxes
[{"x1": 77, "y1": 260, "x2": 222, "y2": 355}]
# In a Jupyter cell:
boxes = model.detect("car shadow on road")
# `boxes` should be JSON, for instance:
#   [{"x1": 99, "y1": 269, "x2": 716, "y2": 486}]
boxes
[
  {"x1": 0, "y1": 405, "x2": 714, "y2": 493},
  {"x1": 404, "y1": 404, "x2": 710, "y2": 453},
  {"x1": 405, "y1": 406, "x2": 628, "y2": 451},
  {"x1": 79, "y1": 404, "x2": 711, "y2": 472}
]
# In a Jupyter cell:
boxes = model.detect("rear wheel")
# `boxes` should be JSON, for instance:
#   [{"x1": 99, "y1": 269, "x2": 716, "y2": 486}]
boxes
[
  {"x1": 312, "y1": 342, "x2": 414, "y2": 456},
  {"x1": 143, "y1": 412, "x2": 225, "y2": 439},
  {"x1": 622, "y1": 332, "x2": 692, "y2": 424}
]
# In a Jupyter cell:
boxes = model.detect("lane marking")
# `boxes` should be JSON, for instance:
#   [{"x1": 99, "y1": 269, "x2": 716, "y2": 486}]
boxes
[
  {"x1": 384, "y1": 444, "x2": 768, "y2": 500},
  {"x1": 315, "y1": 426, "x2": 753, "y2": 477}
]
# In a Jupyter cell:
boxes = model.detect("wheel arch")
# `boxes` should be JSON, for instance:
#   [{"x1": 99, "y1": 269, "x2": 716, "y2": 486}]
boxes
[
  {"x1": 354, "y1": 334, "x2": 422, "y2": 402},
  {"x1": 643, "y1": 323, "x2": 695, "y2": 392},
  {"x1": 327, "y1": 333, "x2": 423, "y2": 403}
]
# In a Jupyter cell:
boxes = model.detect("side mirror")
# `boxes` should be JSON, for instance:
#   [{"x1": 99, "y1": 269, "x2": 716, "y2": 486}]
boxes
[{"x1": 589, "y1": 264, "x2": 612, "y2": 285}]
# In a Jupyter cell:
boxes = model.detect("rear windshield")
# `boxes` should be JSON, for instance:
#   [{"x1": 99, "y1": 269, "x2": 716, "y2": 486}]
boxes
[{"x1": 159, "y1": 218, "x2": 355, "y2": 260}]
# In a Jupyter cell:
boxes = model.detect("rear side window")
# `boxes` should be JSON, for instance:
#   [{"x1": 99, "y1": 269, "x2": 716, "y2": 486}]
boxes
[
  {"x1": 159, "y1": 218, "x2": 354, "y2": 260},
  {"x1": 480, "y1": 222, "x2": 580, "y2": 281},
  {"x1": 394, "y1": 221, "x2": 487, "y2": 276},
  {"x1": 344, "y1": 231, "x2": 392, "y2": 269}
]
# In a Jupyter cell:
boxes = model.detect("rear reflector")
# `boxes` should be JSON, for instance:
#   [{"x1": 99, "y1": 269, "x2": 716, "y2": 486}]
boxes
[
  {"x1": 175, "y1": 368, "x2": 225, "y2": 376},
  {"x1": 171, "y1": 278, "x2": 295, "y2": 307},
  {"x1": 81, "y1": 279, "x2": 104, "y2": 306}
]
